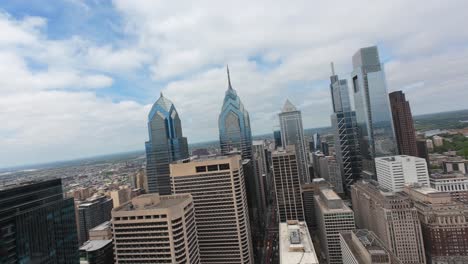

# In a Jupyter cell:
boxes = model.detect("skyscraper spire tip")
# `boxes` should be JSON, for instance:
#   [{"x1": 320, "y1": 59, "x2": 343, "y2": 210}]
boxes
[
  {"x1": 227, "y1": 64, "x2": 232, "y2": 89},
  {"x1": 331, "y1": 62, "x2": 335, "y2": 76}
]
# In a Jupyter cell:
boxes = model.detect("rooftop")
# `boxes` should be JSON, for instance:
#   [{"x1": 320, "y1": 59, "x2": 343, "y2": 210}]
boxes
[
  {"x1": 79, "y1": 240, "x2": 112, "y2": 252},
  {"x1": 89, "y1": 221, "x2": 111, "y2": 231},
  {"x1": 114, "y1": 194, "x2": 191, "y2": 212},
  {"x1": 280, "y1": 221, "x2": 319, "y2": 264}
]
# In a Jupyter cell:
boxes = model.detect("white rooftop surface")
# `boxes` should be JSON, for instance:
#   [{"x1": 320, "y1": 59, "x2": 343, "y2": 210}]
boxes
[
  {"x1": 280, "y1": 222, "x2": 319, "y2": 264},
  {"x1": 79, "y1": 240, "x2": 112, "y2": 252},
  {"x1": 412, "y1": 186, "x2": 440, "y2": 194}
]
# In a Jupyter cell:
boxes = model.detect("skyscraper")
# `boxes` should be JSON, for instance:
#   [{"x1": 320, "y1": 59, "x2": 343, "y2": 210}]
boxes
[
  {"x1": 272, "y1": 145, "x2": 305, "y2": 222},
  {"x1": 145, "y1": 92, "x2": 189, "y2": 194},
  {"x1": 219, "y1": 66, "x2": 253, "y2": 160},
  {"x1": 112, "y1": 193, "x2": 200, "y2": 263},
  {"x1": 252, "y1": 140, "x2": 268, "y2": 216},
  {"x1": 329, "y1": 63, "x2": 362, "y2": 192},
  {"x1": 351, "y1": 46, "x2": 397, "y2": 176},
  {"x1": 274, "y1": 130, "x2": 282, "y2": 149},
  {"x1": 77, "y1": 195, "x2": 113, "y2": 245},
  {"x1": 0, "y1": 179, "x2": 79, "y2": 263},
  {"x1": 170, "y1": 154, "x2": 254, "y2": 263},
  {"x1": 279, "y1": 99, "x2": 310, "y2": 183},
  {"x1": 351, "y1": 181, "x2": 426, "y2": 264},
  {"x1": 389, "y1": 91, "x2": 418, "y2": 156},
  {"x1": 376, "y1": 155, "x2": 429, "y2": 192}
]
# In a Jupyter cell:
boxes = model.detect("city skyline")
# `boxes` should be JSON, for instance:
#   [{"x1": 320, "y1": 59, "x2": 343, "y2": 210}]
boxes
[{"x1": 1, "y1": 1, "x2": 468, "y2": 168}]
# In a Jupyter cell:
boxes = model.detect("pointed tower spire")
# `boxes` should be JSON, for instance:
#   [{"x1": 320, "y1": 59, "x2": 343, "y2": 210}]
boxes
[
  {"x1": 160, "y1": 91, "x2": 164, "y2": 97},
  {"x1": 227, "y1": 65, "x2": 233, "y2": 90},
  {"x1": 282, "y1": 99, "x2": 297, "y2": 112},
  {"x1": 331, "y1": 62, "x2": 335, "y2": 76}
]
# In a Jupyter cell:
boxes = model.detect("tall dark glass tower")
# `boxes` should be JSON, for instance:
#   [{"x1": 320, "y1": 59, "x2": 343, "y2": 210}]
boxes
[
  {"x1": 145, "y1": 93, "x2": 189, "y2": 194},
  {"x1": 389, "y1": 91, "x2": 418, "y2": 156},
  {"x1": 329, "y1": 62, "x2": 362, "y2": 193},
  {"x1": 218, "y1": 66, "x2": 253, "y2": 160},
  {"x1": 0, "y1": 179, "x2": 79, "y2": 264},
  {"x1": 351, "y1": 46, "x2": 397, "y2": 177}
]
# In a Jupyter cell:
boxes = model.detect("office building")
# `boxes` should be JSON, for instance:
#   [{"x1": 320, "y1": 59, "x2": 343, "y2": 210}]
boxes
[
  {"x1": 170, "y1": 155, "x2": 253, "y2": 263},
  {"x1": 389, "y1": 91, "x2": 418, "y2": 156},
  {"x1": 340, "y1": 229, "x2": 402, "y2": 264},
  {"x1": 274, "y1": 130, "x2": 282, "y2": 148},
  {"x1": 302, "y1": 179, "x2": 329, "y2": 232},
  {"x1": 0, "y1": 179, "x2": 79, "y2": 264},
  {"x1": 351, "y1": 46, "x2": 397, "y2": 176},
  {"x1": 132, "y1": 169, "x2": 147, "y2": 191},
  {"x1": 88, "y1": 221, "x2": 112, "y2": 240},
  {"x1": 252, "y1": 140, "x2": 268, "y2": 212},
  {"x1": 279, "y1": 221, "x2": 319, "y2": 264},
  {"x1": 443, "y1": 159, "x2": 468, "y2": 174},
  {"x1": 77, "y1": 195, "x2": 113, "y2": 245},
  {"x1": 432, "y1": 136, "x2": 444, "y2": 147},
  {"x1": 79, "y1": 240, "x2": 113, "y2": 264},
  {"x1": 112, "y1": 193, "x2": 200, "y2": 264},
  {"x1": 351, "y1": 181, "x2": 426, "y2": 264},
  {"x1": 110, "y1": 188, "x2": 131, "y2": 208},
  {"x1": 404, "y1": 185, "x2": 468, "y2": 264},
  {"x1": 313, "y1": 133, "x2": 321, "y2": 152},
  {"x1": 376, "y1": 155, "x2": 430, "y2": 192},
  {"x1": 279, "y1": 99, "x2": 310, "y2": 183},
  {"x1": 218, "y1": 66, "x2": 253, "y2": 159},
  {"x1": 272, "y1": 146, "x2": 305, "y2": 222},
  {"x1": 416, "y1": 139, "x2": 430, "y2": 164},
  {"x1": 315, "y1": 187, "x2": 355, "y2": 264},
  {"x1": 426, "y1": 139, "x2": 434, "y2": 151},
  {"x1": 329, "y1": 63, "x2": 362, "y2": 192},
  {"x1": 318, "y1": 156, "x2": 344, "y2": 194},
  {"x1": 145, "y1": 92, "x2": 189, "y2": 194},
  {"x1": 430, "y1": 172, "x2": 468, "y2": 203}
]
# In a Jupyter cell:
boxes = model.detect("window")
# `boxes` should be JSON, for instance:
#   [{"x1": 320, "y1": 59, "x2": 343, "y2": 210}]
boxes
[
  {"x1": 219, "y1": 163, "x2": 230, "y2": 170},
  {"x1": 207, "y1": 165, "x2": 218, "y2": 171},
  {"x1": 196, "y1": 166, "x2": 207, "y2": 173}
]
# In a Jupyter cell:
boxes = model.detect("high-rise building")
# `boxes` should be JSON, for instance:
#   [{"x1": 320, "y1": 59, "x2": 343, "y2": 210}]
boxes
[
  {"x1": 416, "y1": 139, "x2": 430, "y2": 166},
  {"x1": 110, "y1": 188, "x2": 131, "y2": 208},
  {"x1": 272, "y1": 145, "x2": 305, "y2": 222},
  {"x1": 112, "y1": 193, "x2": 200, "y2": 264},
  {"x1": 340, "y1": 229, "x2": 402, "y2": 264},
  {"x1": 170, "y1": 154, "x2": 254, "y2": 264},
  {"x1": 389, "y1": 91, "x2": 418, "y2": 156},
  {"x1": 77, "y1": 195, "x2": 113, "y2": 245},
  {"x1": 274, "y1": 130, "x2": 282, "y2": 149},
  {"x1": 279, "y1": 99, "x2": 310, "y2": 183},
  {"x1": 313, "y1": 133, "x2": 321, "y2": 152},
  {"x1": 315, "y1": 187, "x2": 355, "y2": 264},
  {"x1": 318, "y1": 156, "x2": 344, "y2": 194},
  {"x1": 302, "y1": 178, "x2": 330, "y2": 233},
  {"x1": 252, "y1": 140, "x2": 268, "y2": 214},
  {"x1": 404, "y1": 185, "x2": 468, "y2": 264},
  {"x1": 79, "y1": 240, "x2": 113, "y2": 264},
  {"x1": 329, "y1": 63, "x2": 362, "y2": 192},
  {"x1": 218, "y1": 66, "x2": 253, "y2": 160},
  {"x1": 145, "y1": 92, "x2": 189, "y2": 194},
  {"x1": 351, "y1": 181, "x2": 426, "y2": 264},
  {"x1": 0, "y1": 179, "x2": 79, "y2": 263},
  {"x1": 88, "y1": 221, "x2": 112, "y2": 240},
  {"x1": 351, "y1": 46, "x2": 397, "y2": 176},
  {"x1": 279, "y1": 221, "x2": 319, "y2": 264},
  {"x1": 376, "y1": 155, "x2": 430, "y2": 192},
  {"x1": 430, "y1": 172, "x2": 468, "y2": 203}
]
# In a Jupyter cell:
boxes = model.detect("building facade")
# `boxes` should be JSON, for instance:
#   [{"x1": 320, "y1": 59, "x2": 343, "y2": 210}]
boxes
[
  {"x1": 112, "y1": 194, "x2": 200, "y2": 264},
  {"x1": 389, "y1": 91, "x2": 418, "y2": 156},
  {"x1": 218, "y1": 66, "x2": 253, "y2": 160},
  {"x1": 315, "y1": 188, "x2": 355, "y2": 264},
  {"x1": 252, "y1": 140, "x2": 268, "y2": 215},
  {"x1": 351, "y1": 46, "x2": 397, "y2": 176},
  {"x1": 376, "y1": 155, "x2": 430, "y2": 192},
  {"x1": 272, "y1": 146, "x2": 305, "y2": 222},
  {"x1": 170, "y1": 155, "x2": 254, "y2": 263},
  {"x1": 79, "y1": 240, "x2": 113, "y2": 264},
  {"x1": 351, "y1": 181, "x2": 426, "y2": 264},
  {"x1": 301, "y1": 179, "x2": 329, "y2": 233},
  {"x1": 430, "y1": 172, "x2": 468, "y2": 202},
  {"x1": 77, "y1": 195, "x2": 113, "y2": 245},
  {"x1": 279, "y1": 100, "x2": 310, "y2": 183},
  {"x1": 0, "y1": 179, "x2": 79, "y2": 264},
  {"x1": 145, "y1": 93, "x2": 189, "y2": 194}
]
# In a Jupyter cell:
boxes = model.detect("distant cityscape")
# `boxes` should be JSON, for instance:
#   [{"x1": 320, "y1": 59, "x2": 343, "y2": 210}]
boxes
[{"x1": 2, "y1": 45, "x2": 468, "y2": 264}]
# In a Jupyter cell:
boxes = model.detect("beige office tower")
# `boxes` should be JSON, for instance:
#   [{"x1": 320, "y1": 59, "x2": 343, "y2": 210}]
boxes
[
  {"x1": 272, "y1": 145, "x2": 305, "y2": 222},
  {"x1": 351, "y1": 181, "x2": 426, "y2": 264},
  {"x1": 315, "y1": 187, "x2": 355, "y2": 264},
  {"x1": 112, "y1": 194, "x2": 200, "y2": 264},
  {"x1": 170, "y1": 154, "x2": 254, "y2": 264},
  {"x1": 340, "y1": 229, "x2": 402, "y2": 264}
]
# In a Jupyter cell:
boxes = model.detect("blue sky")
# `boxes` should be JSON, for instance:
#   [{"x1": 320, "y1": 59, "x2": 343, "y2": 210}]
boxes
[{"x1": 1, "y1": 0, "x2": 468, "y2": 168}]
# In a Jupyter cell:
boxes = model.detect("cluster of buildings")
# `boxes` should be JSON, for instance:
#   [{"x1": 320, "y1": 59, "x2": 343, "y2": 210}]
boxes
[{"x1": 1, "y1": 45, "x2": 468, "y2": 264}]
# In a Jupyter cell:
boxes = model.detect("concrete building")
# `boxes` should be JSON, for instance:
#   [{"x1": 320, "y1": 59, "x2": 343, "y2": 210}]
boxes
[
  {"x1": 340, "y1": 229, "x2": 402, "y2": 264},
  {"x1": 88, "y1": 221, "x2": 112, "y2": 240},
  {"x1": 430, "y1": 172, "x2": 468, "y2": 202},
  {"x1": 443, "y1": 159, "x2": 468, "y2": 174},
  {"x1": 351, "y1": 181, "x2": 426, "y2": 264},
  {"x1": 318, "y1": 156, "x2": 344, "y2": 194},
  {"x1": 301, "y1": 179, "x2": 330, "y2": 233},
  {"x1": 432, "y1": 136, "x2": 444, "y2": 147},
  {"x1": 110, "y1": 188, "x2": 131, "y2": 208},
  {"x1": 79, "y1": 240, "x2": 113, "y2": 264},
  {"x1": 389, "y1": 91, "x2": 418, "y2": 157},
  {"x1": 77, "y1": 195, "x2": 113, "y2": 245},
  {"x1": 170, "y1": 155, "x2": 253, "y2": 264},
  {"x1": 315, "y1": 188, "x2": 355, "y2": 264},
  {"x1": 272, "y1": 146, "x2": 305, "y2": 222},
  {"x1": 279, "y1": 221, "x2": 319, "y2": 264},
  {"x1": 426, "y1": 139, "x2": 434, "y2": 151},
  {"x1": 112, "y1": 193, "x2": 200, "y2": 264},
  {"x1": 404, "y1": 185, "x2": 468, "y2": 264},
  {"x1": 376, "y1": 155, "x2": 429, "y2": 192},
  {"x1": 252, "y1": 140, "x2": 268, "y2": 222}
]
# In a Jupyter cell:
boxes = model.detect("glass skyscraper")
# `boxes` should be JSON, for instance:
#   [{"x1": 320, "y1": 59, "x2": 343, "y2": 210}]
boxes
[
  {"x1": 145, "y1": 93, "x2": 189, "y2": 194},
  {"x1": 218, "y1": 66, "x2": 253, "y2": 160},
  {"x1": 329, "y1": 63, "x2": 361, "y2": 192},
  {"x1": 351, "y1": 46, "x2": 397, "y2": 176},
  {"x1": 0, "y1": 178, "x2": 79, "y2": 264},
  {"x1": 279, "y1": 100, "x2": 310, "y2": 183}
]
